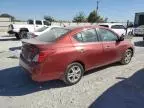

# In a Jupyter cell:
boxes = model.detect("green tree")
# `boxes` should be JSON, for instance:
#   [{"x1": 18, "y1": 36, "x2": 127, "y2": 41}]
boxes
[
  {"x1": 44, "y1": 16, "x2": 55, "y2": 22},
  {"x1": 87, "y1": 10, "x2": 104, "y2": 23},
  {"x1": 0, "y1": 13, "x2": 15, "y2": 21},
  {"x1": 73, "y1": 12, "x2": 87, "y2": 23}
]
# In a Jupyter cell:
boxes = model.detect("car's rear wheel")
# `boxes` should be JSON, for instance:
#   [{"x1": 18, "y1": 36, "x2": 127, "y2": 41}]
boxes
[
  {"x1": 15, "y1": 33, "x2": 20, "y2": 40},
  {"x1": 120, "y1": 49, "x2": 133, "y2": 65},
  {"x1": 63, "y1": 63, "x2": 84, "y2": 85}
]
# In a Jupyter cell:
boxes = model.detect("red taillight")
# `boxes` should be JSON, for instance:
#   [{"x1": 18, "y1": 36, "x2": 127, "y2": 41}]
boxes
[
  {"x1": 32, "y1": 51, "x2": 52, "y2": 63},
  {"x1": 38, "y1": 52, "x2": 48, "y2": 62}
]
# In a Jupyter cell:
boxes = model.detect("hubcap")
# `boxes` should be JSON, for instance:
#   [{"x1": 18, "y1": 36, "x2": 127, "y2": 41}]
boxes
[
  {"x1": 125, "y1": 51, "x2": 132, "y2": 63},
  {"x1": 67, "y1": 65, "x2": 81, "y2": 83}
]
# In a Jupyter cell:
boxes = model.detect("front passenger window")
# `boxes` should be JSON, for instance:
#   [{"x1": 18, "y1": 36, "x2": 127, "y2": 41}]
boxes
[{"x1": 98, "y1": 28, "x2": 118, "y2": 41}]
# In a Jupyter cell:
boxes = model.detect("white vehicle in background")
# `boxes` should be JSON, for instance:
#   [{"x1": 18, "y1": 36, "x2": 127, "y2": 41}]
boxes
[
  {"x1": 133, "y1": 25, "x2": 144, "y2": 40},
  {"x1": 8, "y1": 19, "x2": 51, "y2": 39},
  {"x1": 98, "y1": 23, "x2": 132, "y2": 36},
  {"x1": 27, "y1": 26, "x2": 60, "y2": 39}
]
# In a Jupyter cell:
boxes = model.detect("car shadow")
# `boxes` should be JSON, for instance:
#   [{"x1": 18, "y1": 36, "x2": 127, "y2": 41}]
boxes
[
  {"x1": 84, "y1": 62, "x2": 120, "y2": 76},
  {"x1": 90, "y1": 68, "x2": 144, "y2": 108},
  {"x1": 0, "y1": 63, "x2": 120, "y2": 96},
  {"x1": 0, "y1": 66, "x2": 66, "y2": 96},
  {"x1": 9, "y1": 46, "x2": 21, "y2": 51},
  {"x1": 134, "y1": 41, "x2": 144, "y2": 47}
]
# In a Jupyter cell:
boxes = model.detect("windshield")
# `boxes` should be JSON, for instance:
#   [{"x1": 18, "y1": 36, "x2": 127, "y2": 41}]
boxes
[
  {"x1": 35, "y1": 27, "x2": 70, "y2": 42},
  {"x1": 35, "y1": 26, "x2": 48, "y2": 32}
]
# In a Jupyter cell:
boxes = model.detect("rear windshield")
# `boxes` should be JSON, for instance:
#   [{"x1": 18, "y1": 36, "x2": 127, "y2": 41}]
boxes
[
  {"x1": 99, "y1": 25, "x2": 109, "y2": 28},
  {"x1": 35, "y1": 27, "x2": 70, "y2": 42},
  {"x1": 111, "y1": 25, "x2": 125, "y2": 29},
  {"x1": 35, "y1": 26, "x2": 48, "y2": 32}
]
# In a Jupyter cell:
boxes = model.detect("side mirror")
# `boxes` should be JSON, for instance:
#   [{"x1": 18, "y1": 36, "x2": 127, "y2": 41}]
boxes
[{"x1": 118, "y1": 35, "x2": 124, "y2": 41}]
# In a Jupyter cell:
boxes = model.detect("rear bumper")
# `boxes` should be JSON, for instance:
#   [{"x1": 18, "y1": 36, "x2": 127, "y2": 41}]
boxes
[{"x1": 19, "y1": 54, "x2": 61, "y2": 82}]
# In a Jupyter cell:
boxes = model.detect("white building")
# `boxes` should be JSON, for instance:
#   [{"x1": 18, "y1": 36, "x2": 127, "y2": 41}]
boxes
[{"x1": 0, "y1": 17, "x2": 11, "y2": 32}]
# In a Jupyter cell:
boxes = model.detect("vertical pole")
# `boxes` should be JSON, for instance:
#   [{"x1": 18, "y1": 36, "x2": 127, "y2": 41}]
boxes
[
  {"x1": 96, "y1": 1, "x2": 99, "y2": 15},
  {"x1": 126, "y1": 20, "x2": 129, "y2": 35},
  {"x1": 96, "y1": 0, "x2": 100, "y2": 23}
]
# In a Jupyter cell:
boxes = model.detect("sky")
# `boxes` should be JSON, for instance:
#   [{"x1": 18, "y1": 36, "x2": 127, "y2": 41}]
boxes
[{"x1": 0, "y1": 0, "x2": 144, "y2": 22}]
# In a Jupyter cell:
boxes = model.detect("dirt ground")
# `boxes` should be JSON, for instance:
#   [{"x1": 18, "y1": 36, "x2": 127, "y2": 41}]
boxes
[{"x1": 0, "y1": 33, "x2": 144, "y2": 108}]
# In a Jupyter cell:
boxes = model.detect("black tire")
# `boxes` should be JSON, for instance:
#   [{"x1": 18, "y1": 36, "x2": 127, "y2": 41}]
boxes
[
  {"x1": 63, "y1": 63, "x2": 84, "y2": 85},
  {"x1": 143, "y1": 37, "x2": 144, "y2": 41},
  {"x1": 15, "y1": 33, "x2": 20, "y2": 40},
  {"x1": 20, "y1": 31, "x2": 28, "y2": 39},
  {"x1": 120, "y1": 49, "x2": 133, "y2": 65}
]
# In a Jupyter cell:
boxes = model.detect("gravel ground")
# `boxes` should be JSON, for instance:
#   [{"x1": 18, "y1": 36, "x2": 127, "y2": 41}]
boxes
[{"x1": 0, "y1": 33, "x2": 144, "y2": 108}]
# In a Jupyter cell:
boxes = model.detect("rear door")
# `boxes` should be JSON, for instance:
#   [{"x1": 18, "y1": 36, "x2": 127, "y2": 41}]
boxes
[
  {"x1": 73, "y1": 28, "x2": 104, "y2": 69},
  {"x1": 97, "y1": 28, "x2": 120, "y2": 64}
]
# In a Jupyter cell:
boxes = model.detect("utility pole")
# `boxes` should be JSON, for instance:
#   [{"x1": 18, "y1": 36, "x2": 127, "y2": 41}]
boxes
[{"x1": 96, "y1": 0, "x2": 100, "y2": 15}]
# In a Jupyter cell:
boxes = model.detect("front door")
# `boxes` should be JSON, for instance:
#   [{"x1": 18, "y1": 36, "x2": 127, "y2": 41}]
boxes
[
  {"x1": 97, "y1": 28, "x2": 120, "y2": 64},
  {"x1": 73, "y1": 28, "x2": 104, "y2": 69}
]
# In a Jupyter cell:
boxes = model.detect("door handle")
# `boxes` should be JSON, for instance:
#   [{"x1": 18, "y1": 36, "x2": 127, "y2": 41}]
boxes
[
  {"x1": 76, "y1": 47, "x2": 85, "y2": 53},
  {"x1": 105, "y1": 46, "x2": 111, "y2": 49},
  {"x1": 78, "y1": 48, "x2": 85, "y2": 53}
]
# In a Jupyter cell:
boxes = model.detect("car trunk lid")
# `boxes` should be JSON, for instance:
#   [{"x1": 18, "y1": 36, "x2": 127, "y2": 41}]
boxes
[{"x1": 21, "y1": 38, "x2": 54, "y2": 63}]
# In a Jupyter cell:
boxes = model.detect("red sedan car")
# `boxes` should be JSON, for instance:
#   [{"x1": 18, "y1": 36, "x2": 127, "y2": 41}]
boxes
[{"x1": 20, "y1": 26, "x2": 134, "y2": 85}]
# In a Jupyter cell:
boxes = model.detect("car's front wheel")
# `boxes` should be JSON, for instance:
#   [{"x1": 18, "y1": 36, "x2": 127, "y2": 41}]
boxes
[
  {"x1": 20, "y1": 31, "x2": 28, "y2": 39},
  {"x1": 120, "y1": 49, "x2": 133, "y2": 65},
  {"x1": 63, "y1": 63, "x2": 84, "y2": 85}
]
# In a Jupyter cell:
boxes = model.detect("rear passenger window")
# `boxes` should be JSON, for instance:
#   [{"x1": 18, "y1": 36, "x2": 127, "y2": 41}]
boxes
[
  {"x1": 36, "y1": 20, "x2": 42, "y2": 25},
  {"x1": 43, "y1": 21, "x2": 51, "y2": 26},
  {"x1": 28, "y1": 20, "x2": 34, "y2": 24},
  {"x1": 74, "y1": 33, "x2": 83, "y2": 42},
  {"x1": 74, "y1": 29, "x2": 98, "y2": 42}
]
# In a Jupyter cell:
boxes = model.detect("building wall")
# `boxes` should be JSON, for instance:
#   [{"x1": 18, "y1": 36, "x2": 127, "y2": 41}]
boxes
[
  {"x1": 0, "y1": 17, "x2": 11, "y2": 32},
  {"x1": 0, "y1": 17, "x2": 11, "y2": 22},
  {"x1": 134, "y1": 12, "x2": 144, "y2": 26}
]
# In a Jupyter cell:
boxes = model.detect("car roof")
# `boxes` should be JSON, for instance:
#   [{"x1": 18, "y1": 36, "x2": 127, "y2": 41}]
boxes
[
  {"x1": 65, "y1": 26, "x2": 100, "y2": 30},
  {"x1": 98, "y1": 23, "x2": 124, "y2": 26}
]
